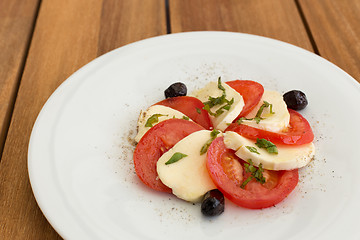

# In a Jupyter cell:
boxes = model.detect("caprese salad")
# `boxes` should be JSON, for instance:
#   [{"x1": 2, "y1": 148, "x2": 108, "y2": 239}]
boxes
[{"x1": 133, "y1": 78, "x2": 314, "y2": 216}]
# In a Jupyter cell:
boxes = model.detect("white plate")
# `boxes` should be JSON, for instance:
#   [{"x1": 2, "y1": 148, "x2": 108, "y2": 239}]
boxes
[{"x1": 28, "y1": 32, "x2": 360, "y2": 240}]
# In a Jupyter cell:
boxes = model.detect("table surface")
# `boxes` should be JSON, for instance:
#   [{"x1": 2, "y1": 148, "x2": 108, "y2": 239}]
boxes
[{"x1": 0, "y1": 0, "x2": 359, "y2": 239}]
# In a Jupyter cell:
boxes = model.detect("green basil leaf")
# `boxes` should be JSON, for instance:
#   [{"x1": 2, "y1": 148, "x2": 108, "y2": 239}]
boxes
[
  {"x1": 266, "y1": 146, "x2": 278, "y2": 154},
  {"x1": 245, "y1": 146, "x2": 260, "y2": 155},
  {"x1": 255, "y1": 138, "x2": 278, "y2": 154},
  {"x1": 237, "y1": 117, "x2": 253, "y2": 124},
  {"x1": 200, "y1": 139, "x2": 213, "y2": 155},
  {"x1": 210, "y1": 129, "x2": 220, "y2": 138},
  {"x1": 145, "y1": 114, "x2": 166, "y2": 127},
  {"x1": 217, "y1": 77, "x2": 226, "y2": 92},
  {"x1": 240, "y1": 160, "x2": 266, "y2": 188},
  {"x1": 202, "y1": 77, "x2": 234, "y2": 118},
  {"x1": 240, "y1": 176, "x2": 254, "y2": 189},
  {"x1": 165, "y1": 152, "x2": 188, "y2": 165},
  {"x1": 200, "y1": 129, "x2": 221, "y2": 155}
]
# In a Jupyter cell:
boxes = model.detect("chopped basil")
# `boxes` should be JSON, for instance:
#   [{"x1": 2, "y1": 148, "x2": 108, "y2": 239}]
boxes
[
  {"x1": 210, "y1": 129, "x2": 220, "y2": 138},
  {"x1": 200, "y1": 129, "x2": 221, "y2": 155},
  {"x1": 240, "y1": 176, "x2": 253, "y2": 188},
  {"x1": 196, "y1": 108, "x2": 202, "y2": 114},
  {"x1": 200, "y1": 139, "x2": 213, "y2": 155},
  {"x1": 202, "y1": 77, "x2": 234, "y2": 117},
  {"x1": 214, "y1": 98, "x2": 234, "y2": 117},
  {"x1": 217, "y1": 77, "x2": 226, "y2": 91},
  {"x1": 254, "y1": 116, "x2": 262, "y2": 124},
  {"x1": 182, "y1": 115, "x2": 190, "y2": 120},
  {"x1": 240, "y1": 159, "x2": 266, "y2": 188},
  {"x1": 145, "y1": 114, "x2": 167, "y2": 127},
  {"x1": 254, "y1": 101, "x2": 274, "y2": 124},
  {"x1": 203, "y1": 95, "x2": 227, "y2": 111},
  {"x1": 237, "y1": 117, "x2": 253, "y2": 124},
  {"x1": 245, "y1": 146, "x2": 260, "y2": 154},
  {"x1": 165, "y1": 152, "x2": 188, "y2": 165},
  {"x1": 203, "y1": 104, "x2": 216, "y2": 116},
  {"x1": 255, "y1": 138, "x2": 278, "y2": 154},
  {"x1": 236, "y1": 101, "x2": 274, "y2": 125},
  {"x1": 269, "y1": 102, "x2": 274, "y2": 114}
]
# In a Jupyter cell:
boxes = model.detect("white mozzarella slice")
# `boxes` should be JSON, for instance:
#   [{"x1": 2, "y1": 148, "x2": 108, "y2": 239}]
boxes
[
  {"x1": 191, "y1": 81, "x2": 244, "y2": 131},
  {"x1": 224, "y1": 131, "x2": 315, "y2": 170},
  {"x1": 156, "y1": 130, "x2": 217, "y2": 202},
  {"x1": 135, "y1": 105, "x2": 192, "y2": 142},
  {"x1": 241, "y1": 90, "x2": 290, "y2": 132}
]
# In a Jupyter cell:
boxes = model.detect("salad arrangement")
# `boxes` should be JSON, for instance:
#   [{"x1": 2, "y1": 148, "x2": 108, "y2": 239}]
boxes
[{"x1": 133, "y1": 78, "x2": 314, "y2": 216}]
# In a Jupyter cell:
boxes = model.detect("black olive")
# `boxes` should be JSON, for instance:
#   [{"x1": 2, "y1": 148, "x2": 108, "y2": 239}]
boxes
[
  {"x1": 201, "y1": 189, "x2": 225, "y2": 216},
  {"x1": 283, "y1": 90, "x2": 308, "y2": 110},
  {"x1": 164, "y1": 82, "x2": 187, "y2": 98}
]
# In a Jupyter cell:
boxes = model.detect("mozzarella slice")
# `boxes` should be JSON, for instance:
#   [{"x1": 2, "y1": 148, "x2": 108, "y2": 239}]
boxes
[
  {"x1": 191, "y1": 81, "x2": 244, "y2": 131},
  {"x1": 135, "y1": 105, "x2": 192, "y2": 142},
  {"x1": 224, "y1": 131, "x2": 315, "y2": 170},
  {"x1": 156, "y1": 130, "x2": 217, "y2": 202},
  {"x1": 241, "y1": 90, "x2": 290, "y2": 132}
]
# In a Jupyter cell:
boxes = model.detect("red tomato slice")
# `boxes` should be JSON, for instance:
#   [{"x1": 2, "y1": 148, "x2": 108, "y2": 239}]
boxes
[
  {"x1": 155, "y1": 96, "x2": 213, "y2": 130},
  {"x1": 133, "y1": 119, "x2": 204, "y2": 192},
  {"x1": 225, "y1": 109, "x2": 314, "y2": 145},
  {"x1": 226, "y1": 80, "x2": 264, "y2": 117},
  {"x1": 207, "y1": 137, "x2": 299, "y2": 209}
]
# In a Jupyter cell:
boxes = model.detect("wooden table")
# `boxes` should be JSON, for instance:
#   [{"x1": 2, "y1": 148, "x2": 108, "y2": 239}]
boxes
[{"x1": 0, "y1": 0, "x2": 359, "y2": 239}]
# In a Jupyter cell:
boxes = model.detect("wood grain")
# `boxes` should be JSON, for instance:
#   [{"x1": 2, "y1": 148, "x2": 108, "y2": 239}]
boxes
[
  {"x1": 0, "y1": 0, "x2": 40, "y2": 157},
  {"x1": 98, "y1": 0, "x2": 166, "y2": 55},
  {"x1": 0, "y1": 0, "x2": 166, "y2": 239},
  {"x1": 169, "y1": 0, "x2": 313, "y2": 51},
  {"x1": 298, "y1": 0, "x2": 360, "y2": 82}
]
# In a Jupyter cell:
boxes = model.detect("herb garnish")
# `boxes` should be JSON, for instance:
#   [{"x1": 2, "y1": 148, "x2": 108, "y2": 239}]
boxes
[
  {"x1": 145, "y1": 114, "x2": 167, "y2": 127},
  {"x1": 165, "y1": 152, "x2": 188, "y2": 165},
  {"x1": 245, "y1": 146, "x2": 260, "y2": 154},
  {"x1": 236, "y1": 101, "x2": 274, "y2": 124},
  {"x1": 237, "y1": 117, "x2": 254, "y2": 124},
  {"x1": 217, "y1": 77, "x2": 226, "y2": 91},
  {"x1": 182, "y1": 116, "x2": 190, "y2": 120},
  {"x1": 202, "y1": 77, "x2": 234, "y2": 117},
  {"x1": 240, "y1": 159, "x2": 266, "y2": 189},
  {"x1": 214, "y1": 98, "x2": 234, "y2": 117},
  {"x1": 254, "y1": 101, "x2": 274, "y2": 123},
  {"x1": 196, "y1": 108, "x2": 202, "y2": 114},
  {"x1": 200, "y1": 129, "x2": 220, "y2": 155},
  {"x1": 255, "y1": 138, "x2": 278, "y2": 154}
]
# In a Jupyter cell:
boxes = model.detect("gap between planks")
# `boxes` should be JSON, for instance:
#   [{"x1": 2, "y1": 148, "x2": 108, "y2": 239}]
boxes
[
  {"x1": 294, "y1": 0, "x2": 320, "y2": 55},
  {"x1": 165, "y1": 0, "x2": 172, "y2": 34},
  {"x1": 0, "y1": 0, "x2": 43, "y2": 162}
]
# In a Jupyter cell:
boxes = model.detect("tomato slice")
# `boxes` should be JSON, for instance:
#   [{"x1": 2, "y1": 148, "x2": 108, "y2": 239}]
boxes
[
  {"x1": 225, "y1": 109, "x2": 314, "y2": 145},
  {"x1": 207, "y1": 137, "x2": 299, "y2": 209},
  {"x1": 226, "y1": 80, "x2": 264, "y2": 117},
  {"x1": 133, "y1": 119, "x2": 204, "y2": 192},
  {"x1": 155, "y1": 96, "x2": 213, "y2": 130}
]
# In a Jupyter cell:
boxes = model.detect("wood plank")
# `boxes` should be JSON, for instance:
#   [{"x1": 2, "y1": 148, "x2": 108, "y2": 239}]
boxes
[
  {"x1": 0, "y1": 0, "x2": 166, "y2": 239},
  {"x1": 98, "y1": 0, "x2": 166, "y2": 55},
  {"x1": 0, "y1": 0, "x2": 40, "y2": 157},
  {"x1": 298, "y1": 0, "x2": 360, "y2": 82},
  {"x1": 169, "y1": 0, "x2": 313, "y2": 51}
]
